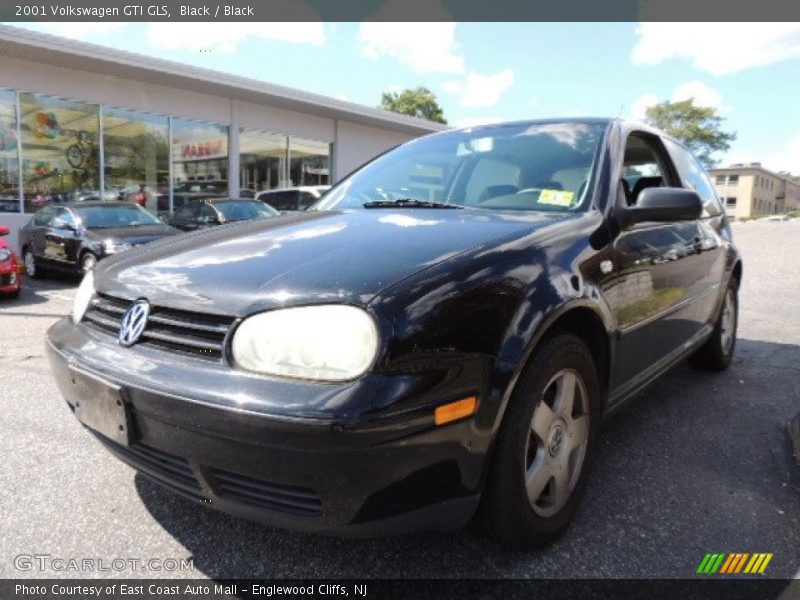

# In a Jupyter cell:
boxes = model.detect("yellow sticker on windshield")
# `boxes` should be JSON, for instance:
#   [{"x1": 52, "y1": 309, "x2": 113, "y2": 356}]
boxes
[{"x1": 539, "y1": 189, "x2": 574, "y2": 206}]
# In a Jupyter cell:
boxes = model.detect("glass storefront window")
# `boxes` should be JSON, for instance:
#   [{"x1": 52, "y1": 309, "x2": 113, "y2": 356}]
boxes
[
  {"x1": 0, "y1": 90, "x2": 20, "y2": 213},
  {"x1": 239, "y1": 130, "x2": 288, "y2": 196},
  {"x1": 20, "y1": 93, "x2": 100, "y2": 212},
  {"x1": 289, "y1": 137, "x2": 330, "y2": 187},
  {"x1": 172, "y1": 119, "x2": 228, "y2": 211},
  {"x1": 103, "y1": 107, "x2": 169, "y2": 216}
]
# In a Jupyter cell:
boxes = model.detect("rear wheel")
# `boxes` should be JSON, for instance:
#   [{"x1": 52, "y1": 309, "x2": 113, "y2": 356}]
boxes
[
  {"x1": 479, "y1": 333, "x2": 600, "y2": 548},
  {"x1": 22, "y1": 249, "x2": 44, "y2": 279},
  {"x1": 690, "y1": 279, "x2": 738, "y2": 371}
]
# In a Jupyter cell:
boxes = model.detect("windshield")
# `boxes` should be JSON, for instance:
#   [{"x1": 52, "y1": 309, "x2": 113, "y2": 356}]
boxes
[
  {"x1": 216, "y1": 201, "x2": 278, "y2": 221},
  {"x1": 314, "y1": 122, "x2": 607, "y2": 213},
  {"x1": 74, "y1": 204, "x2": 161, "y2": 229}
]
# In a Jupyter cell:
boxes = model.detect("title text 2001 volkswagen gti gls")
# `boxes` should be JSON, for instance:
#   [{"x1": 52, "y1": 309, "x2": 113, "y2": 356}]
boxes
[{"x1": 47, "y1": 119, "x2": 741, "y2": 548}]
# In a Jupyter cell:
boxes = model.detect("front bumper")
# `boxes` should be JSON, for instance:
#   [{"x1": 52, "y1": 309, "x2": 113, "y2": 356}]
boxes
[{"x1": 46, "y1": 317, "x2": 491, "y2": 535}]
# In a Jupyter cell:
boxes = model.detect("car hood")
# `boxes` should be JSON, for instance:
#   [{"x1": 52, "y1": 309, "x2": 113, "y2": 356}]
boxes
[
  {"x1": 97, "y1": 209, "x2": 568, "y2": 316},
  {"x1": 86, "y1": 224, "x2": 180, "y2": 245}
]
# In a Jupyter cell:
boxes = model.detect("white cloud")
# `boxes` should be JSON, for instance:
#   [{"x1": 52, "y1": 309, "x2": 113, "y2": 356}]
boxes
[
  {"x1": 459, "y1": 68, "x2": 515, "y2": 108},
  {"x1": 628, "y1": 81, "x2": 729, "y2": 120},
  {"x1": 452, "y1": 116, "x2": 506, "y2": 129},
  {"x1": 146, "y1": 22, "x2": 326, "y2": 54},
  {"x1": 629, "y1": 93, "x2": 660, "y2": 121},
  {"x1": 441, "y1": 80, "x2": 463, "y2": 94},
  {"x1": 726, "y1": 132, "x2": 800, "y2": 174},
  {"x1": 358, "y1": 23, "x2": 464, "y2": 74},
  {"x1": 22, "y1": 22, "x2": 128, "y2": 40},
  {"x1": 632, "y1": 23, "x2": 800, "y2": 76},
  {"x1": 670, "y1": 81, "x2": 726, "y2": 110}
]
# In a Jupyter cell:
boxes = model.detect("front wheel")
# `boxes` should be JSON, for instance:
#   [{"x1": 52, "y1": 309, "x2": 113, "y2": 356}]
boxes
[
  {"x1": 80, "y1": 252, "x2": 97, "y2": 274},
  {"x1": 23, "y1": 250, "x2": 44, "y2": 279},
  {"x1": 690, "y1": 279, "x2": 738, "y2": 371},
  {"x1": 479, "y1": 333, "x2": 601, "y2": 548}
]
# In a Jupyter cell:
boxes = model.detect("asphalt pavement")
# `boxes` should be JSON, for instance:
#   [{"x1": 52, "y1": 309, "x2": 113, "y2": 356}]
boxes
[{"x1": 0, "y1": 221, "x2": 798, "y2": 580}]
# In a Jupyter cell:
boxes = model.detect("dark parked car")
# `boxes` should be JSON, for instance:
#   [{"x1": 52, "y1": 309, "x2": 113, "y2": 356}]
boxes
[
  {"x1": 169, "y1": 198, "x2": 279, "y2": 231},
  {"x1": 47, "y1": 119, "x2": 741, "y2": 548},
  {"x1": 256, "y1": 185, "x2": 330, "y2": 214},
  {"x1": 20, "y1": 201, "x2": 180, "y2": 276}
]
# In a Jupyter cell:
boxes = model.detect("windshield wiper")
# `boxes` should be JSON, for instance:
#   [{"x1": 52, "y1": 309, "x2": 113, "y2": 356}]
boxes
[{"x1": 363, "y1": 198, "x2": 463, "y2": 209}]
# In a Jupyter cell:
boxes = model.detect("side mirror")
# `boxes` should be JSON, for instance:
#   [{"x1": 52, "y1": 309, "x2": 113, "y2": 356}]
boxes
[
  {"x1": 0, "y1": 225, "x2": 9, "y2": 236},
  {"x1": 623, "y1": 187, "x2": 702, "y2": 227}
]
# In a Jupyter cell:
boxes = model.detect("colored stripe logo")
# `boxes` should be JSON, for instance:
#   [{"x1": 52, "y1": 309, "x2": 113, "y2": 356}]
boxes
[{"x1": 696, "y1": 553, "x2": 773, "y2": 574}]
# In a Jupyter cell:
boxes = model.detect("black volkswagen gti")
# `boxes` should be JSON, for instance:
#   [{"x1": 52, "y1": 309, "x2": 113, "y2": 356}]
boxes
[{"x1": 46, "y1": 119, "x2": 741, "y2": 548}]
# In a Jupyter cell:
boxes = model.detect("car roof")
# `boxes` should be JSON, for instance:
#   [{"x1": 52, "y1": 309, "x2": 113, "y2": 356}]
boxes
[
  {"x1": 65, "y1": 201, "x2": 137, "y2": 209},
  {"x1": 204, "y1": 198, "x2": 261, "y2": 204},
  {"x1": 446, "y1": 117, "x2": 612, "y2": 134},
  {"x1": 258, "y1": 186, "x2": 330, "y2": 193}
]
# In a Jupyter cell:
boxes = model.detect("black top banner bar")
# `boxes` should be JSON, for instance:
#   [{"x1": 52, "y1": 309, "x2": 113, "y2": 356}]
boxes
[{"x1": 1, "y1": 0, "x2": 800, "y2": 22}]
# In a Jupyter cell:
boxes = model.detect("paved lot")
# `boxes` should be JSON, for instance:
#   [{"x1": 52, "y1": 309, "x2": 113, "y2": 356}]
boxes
[{"x1": 0, "y1": 222, "x2": 798, "y2": 580}]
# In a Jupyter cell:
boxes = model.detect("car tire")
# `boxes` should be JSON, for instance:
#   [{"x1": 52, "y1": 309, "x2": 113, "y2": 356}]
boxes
[
  {"x1": 22, "y1": 249, "x2": 45, "y2": 279},
  {"x1": 80, "y1": 252, "x2": 98, "y2": 274},
  {"x1": 479, "y1": 333, "x2": 601, "y2": 548},
  {"x1": 689, "y1": 278, "x2": 739, "y2": 371}
]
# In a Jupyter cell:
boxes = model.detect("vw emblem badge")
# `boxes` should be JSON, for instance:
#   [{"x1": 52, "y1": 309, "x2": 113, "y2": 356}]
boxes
[{"x1": 118, "y1": 300, "x2": 150, "y2": 347}]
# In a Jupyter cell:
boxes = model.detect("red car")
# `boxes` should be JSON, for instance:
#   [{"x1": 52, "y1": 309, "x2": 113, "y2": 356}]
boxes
[{"x1": 0, "y1": 225, "x2": 22, "y2": 299}]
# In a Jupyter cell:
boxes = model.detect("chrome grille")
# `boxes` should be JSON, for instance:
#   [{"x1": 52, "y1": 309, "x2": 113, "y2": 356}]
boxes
[{"x1": 83, "y1": 293, "x2": 235, "y2": 361}]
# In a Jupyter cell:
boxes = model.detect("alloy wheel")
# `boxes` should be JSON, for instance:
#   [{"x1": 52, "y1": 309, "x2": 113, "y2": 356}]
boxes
[
  {"x1": 525, "y1": 368, "x2": 590, "y2": 517},
  {"x1": 24, "y1": 251, "x2": 35, "y2": 277},
  {"x1": 720, "y1": 289, "x2": 736, "y2": 355},
  {"x1": 82, "y1": 253, "x2": 97, "y2": 273}
]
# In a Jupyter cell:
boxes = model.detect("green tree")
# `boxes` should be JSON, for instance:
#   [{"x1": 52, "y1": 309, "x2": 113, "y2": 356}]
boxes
[
  {"x1": 380, "y1": 86, "x2": 447, "y2": 124},
  {"x1": 644, "y1": 99, "x2": 736, "y2": 168}
]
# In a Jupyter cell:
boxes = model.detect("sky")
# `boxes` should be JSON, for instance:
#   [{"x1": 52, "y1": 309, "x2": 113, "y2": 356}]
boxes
[{"x1": 9, "y1": 21, "x2": 800, "y2": 173}]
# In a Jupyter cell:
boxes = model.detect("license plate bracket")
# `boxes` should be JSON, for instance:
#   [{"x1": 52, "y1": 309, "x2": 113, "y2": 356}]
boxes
[{"x1": 71, "y1": 366, "x2": 131, "y2": 446}]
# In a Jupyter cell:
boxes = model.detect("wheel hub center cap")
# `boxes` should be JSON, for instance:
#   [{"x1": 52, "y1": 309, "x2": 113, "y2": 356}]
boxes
[{"x1": 547, "y1": 423, "x2": 565, "y2": 457}]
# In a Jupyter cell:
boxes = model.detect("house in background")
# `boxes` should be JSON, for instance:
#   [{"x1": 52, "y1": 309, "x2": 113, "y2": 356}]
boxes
[{"x1": 710, "y1": 163, "x2": 800, "y2": 219}]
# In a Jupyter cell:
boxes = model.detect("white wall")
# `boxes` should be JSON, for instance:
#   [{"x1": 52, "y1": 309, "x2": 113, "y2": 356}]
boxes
[
  {"x1": 332, "y1": 121, "x2": 416, "y2": 180},
  {"x1": 1, "y1": 213, "x2": 31, "y2": 254}
]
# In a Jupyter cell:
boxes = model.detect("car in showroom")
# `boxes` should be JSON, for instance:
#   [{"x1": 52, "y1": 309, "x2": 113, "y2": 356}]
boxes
[
  {"x1": 19, "y1": 201, "x2": 180, "y2": 276},
  {"x1": 0, "y1": 224, "x2": 22, "y2": 298},
  {"x1": 46, "y1": 119, "x2": 741, "y2": 548},
  {"x1": 256, "y1": 185, "x2": 330, "y2": 214},
  {"x1": 168, "y1": 198, "x2": 280, "y2": 232}
]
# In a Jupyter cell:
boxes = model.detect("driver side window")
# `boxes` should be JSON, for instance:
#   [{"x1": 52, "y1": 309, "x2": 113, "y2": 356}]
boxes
[{"x1": 622, "y1": 135, "x2": 669, "y2": 206}]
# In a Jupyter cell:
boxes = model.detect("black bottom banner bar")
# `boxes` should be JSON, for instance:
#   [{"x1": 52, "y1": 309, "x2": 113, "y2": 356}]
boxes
[{"x1": 2, "y1": 579, "x2": 798, "y2": 600}]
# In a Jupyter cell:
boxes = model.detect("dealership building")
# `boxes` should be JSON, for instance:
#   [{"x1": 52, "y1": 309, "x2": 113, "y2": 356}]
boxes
[{"x1": 0, "y1": 25, "x2": 444, "y2": 251}]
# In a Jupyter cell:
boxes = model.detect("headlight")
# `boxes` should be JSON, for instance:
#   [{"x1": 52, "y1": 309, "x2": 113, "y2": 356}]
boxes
[
  {"x1": 104, "y1": 240, "x2": 133, "y2": 254},
  {"x1": 0, "y1": 248, "x2": 10, "y2": 262},
  {"x1": 72, "y1": 270, "x2": 94, "y2": 323},
  {"x1": 231, "y1": 305, "x2": 379, "y2": 382}
]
